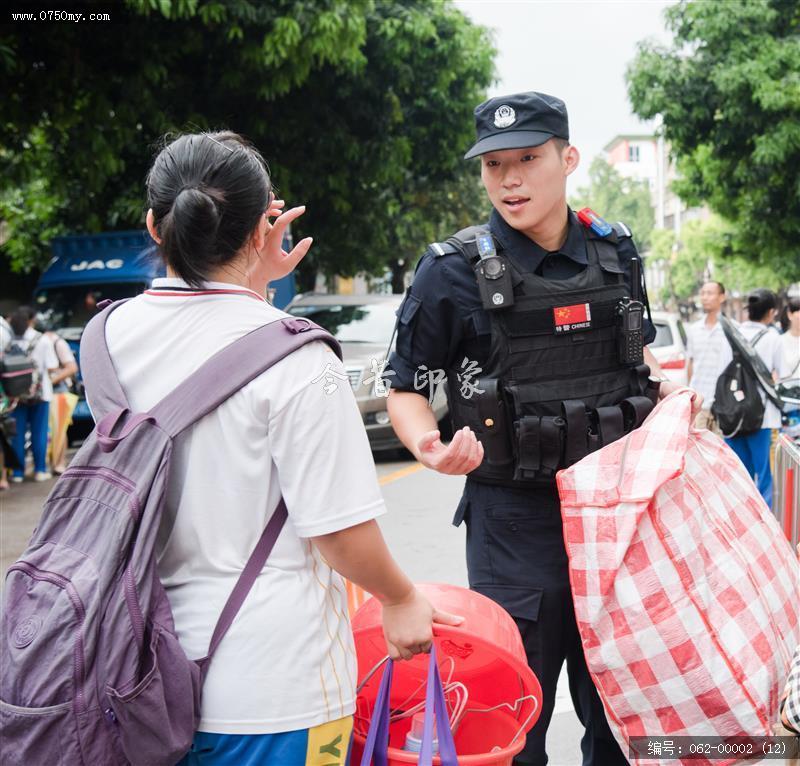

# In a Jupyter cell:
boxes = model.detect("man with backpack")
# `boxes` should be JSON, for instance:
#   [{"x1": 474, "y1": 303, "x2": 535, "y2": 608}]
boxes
[
  {"x1": 5, "y1": 306, "x2": 59, "y2": 482},
  {"x1": 712, "y1": 289, "x2": 783, "y2": 507},
  {"x1": 686, "y1": 281, "x2": 732, "y2": 435}
]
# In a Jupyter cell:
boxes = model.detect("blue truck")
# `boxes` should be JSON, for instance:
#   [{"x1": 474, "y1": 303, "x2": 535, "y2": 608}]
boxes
[{"x1": 33, "y1": 230, "x2": 296, "y2": 439}]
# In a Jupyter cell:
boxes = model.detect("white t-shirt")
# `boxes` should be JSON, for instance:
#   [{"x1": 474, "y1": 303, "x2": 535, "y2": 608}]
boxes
[
  {"x1": 686, "y1": 316, "x2": 733, "y2": 410},
  {"x1": 100, "y1": 278, "x2": 386, "y2": 734},
  {"x1": 780, "y1": 331, "x2": 800, "y2": 380},
  {"x1": 739, "y1": 321, "x2": 783, "y2": 429},
  {"x1": 7, "y1": 328, "x2": 59, "y2": 402}
]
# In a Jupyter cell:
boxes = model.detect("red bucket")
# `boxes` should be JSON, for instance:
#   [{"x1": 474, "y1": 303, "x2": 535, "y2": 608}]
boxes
[{"x1": 351, "y1": 583, "x2": 543, "y2": 765}]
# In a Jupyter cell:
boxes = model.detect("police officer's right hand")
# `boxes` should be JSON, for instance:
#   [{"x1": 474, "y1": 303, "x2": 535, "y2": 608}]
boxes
[{"x1": 416, "y1": 426, "x2": 484, "y2": 475}]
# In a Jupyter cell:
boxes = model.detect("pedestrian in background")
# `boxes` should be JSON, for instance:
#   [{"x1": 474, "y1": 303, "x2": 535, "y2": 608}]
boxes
[
  {"x1": 779, "y1": 297, "x2": 800, "y2": 379},
  {"x1": 686, "y1": 281, "x2": 732, "y2": 434},
  {"x1": 0, "y1": 313, "x2": 14, "y2": 490},
  {"x1": 724, "y1": 289, "x2": 783, "y2": 506},
  {"x1": 0, "y1": 313, "x2": 11, "y2": 348},
  {"x1": 0, "y1": 393, "x2": 17, "y2": 491},
  {"x1": 778, "y1": 296, "x2": 800, "y2": 439},
  {"x1": 7, "y1": 306, "x2": 58, "y2": 483},
  {"x1": 43, "y1": 325, "x2": 79, "y2": 474}
]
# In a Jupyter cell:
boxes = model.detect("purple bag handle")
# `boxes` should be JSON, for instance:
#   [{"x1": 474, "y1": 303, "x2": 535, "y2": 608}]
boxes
[
  {"x1": 360, "y1": 645, "x2": 458, "y2": 766},
  {"x1": 420, "y1": 646, "x2": 458, "y2": 765},
  {"x1": 360, "y1": 656, "x2": 393, "y2": 766}
]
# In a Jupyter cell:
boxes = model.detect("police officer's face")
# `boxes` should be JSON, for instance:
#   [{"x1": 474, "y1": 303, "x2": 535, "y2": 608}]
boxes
[{"x1": 480, "y1": 140, "x2": 578, "y2": 235}]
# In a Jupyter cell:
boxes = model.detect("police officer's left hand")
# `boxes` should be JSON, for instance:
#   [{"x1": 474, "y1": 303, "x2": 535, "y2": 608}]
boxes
[
  {"x1": 657, "y1": 379, "x2": 704, "y2": 417},
  {"x1": 417, "y1": 426, "x2": 484, "y2": 475}
]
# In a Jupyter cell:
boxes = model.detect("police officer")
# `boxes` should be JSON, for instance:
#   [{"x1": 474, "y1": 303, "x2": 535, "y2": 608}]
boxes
[{"x1": 386, "y1": 92, "x2": 702, "y2": 766}]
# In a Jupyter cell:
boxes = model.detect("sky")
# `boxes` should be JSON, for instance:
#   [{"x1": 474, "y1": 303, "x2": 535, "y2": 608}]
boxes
[{"x1": 453, "y1": 0, "x2": 673, "y2": 189}]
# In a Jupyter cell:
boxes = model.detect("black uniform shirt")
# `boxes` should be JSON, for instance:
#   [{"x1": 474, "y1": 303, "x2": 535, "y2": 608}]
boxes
[{"x1": 388, "y1": 207, "x2": 656, "y2": 401}]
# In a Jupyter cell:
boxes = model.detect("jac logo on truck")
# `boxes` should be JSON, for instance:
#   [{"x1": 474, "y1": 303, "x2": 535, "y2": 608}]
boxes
[{"x1": 69, "y1": 259, "x2": 124, "y2": 271}]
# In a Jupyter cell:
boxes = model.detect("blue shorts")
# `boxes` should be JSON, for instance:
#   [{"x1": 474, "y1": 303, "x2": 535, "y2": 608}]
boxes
[{"x1": 177, "y1": 715, "x2": 353, "y2": 766}]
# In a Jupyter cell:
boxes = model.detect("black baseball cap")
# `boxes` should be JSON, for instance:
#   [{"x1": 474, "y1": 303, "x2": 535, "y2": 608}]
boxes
[{"x1": 464, "y1": 91, "x2": 569, "y2": 159}]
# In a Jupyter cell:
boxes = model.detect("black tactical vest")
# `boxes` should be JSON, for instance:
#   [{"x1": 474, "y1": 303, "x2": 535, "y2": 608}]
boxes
[{"x1": 437, "y1": 224, "x2": 657, "y2": 488}]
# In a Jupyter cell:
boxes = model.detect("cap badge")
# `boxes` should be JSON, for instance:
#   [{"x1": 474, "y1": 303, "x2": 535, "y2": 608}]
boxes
[{"x1": 493, "y1": 105, "x2": 516, "y2": 129}]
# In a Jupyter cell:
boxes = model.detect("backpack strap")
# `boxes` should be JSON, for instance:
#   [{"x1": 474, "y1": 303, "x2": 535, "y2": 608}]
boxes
[
  {"x1": 79, "y1": 300, "x2": 133, "y2": 417},
  {"x1": 159, "y1": 318, "x2": 341, "y2": 678},
  {"x1": 149, "y1": 316, "x2": 342, "y2": 438},
  {"x1": 195, "y1": 496, "x2": 289, "y2": 680},
  {"x1": 26, "y1": 331, "x2": 42, "y2": 354},
  {"x1": 751, "y1": 327, "x2": 769, "y2": 348}
]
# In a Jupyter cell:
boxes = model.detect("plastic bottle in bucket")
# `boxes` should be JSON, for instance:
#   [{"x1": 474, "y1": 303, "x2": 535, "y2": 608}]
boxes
[
  {"x1": 404, "y1": 711, "x2": 438, "y2": 754},
  {"x1": 352, "y1": 583, "x2": 543, "y2": 766}
]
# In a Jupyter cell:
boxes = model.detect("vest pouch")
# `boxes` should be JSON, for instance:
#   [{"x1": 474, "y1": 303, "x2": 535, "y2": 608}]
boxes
[
  {"x1": 590, "y1": 406, "x2": 625, "y2": 448},
  {"x1": 507, "y1": 371, "x2": 633, "y2": 419},
  {"x1": 620, "y1": 396, "x2": 654, "y2": 432},
  {"x1": 561, "y1": 399, "x2": 590, "y2": 467},
  {"x1": 476, "y1": 378, "x2": 514, "y2": 466},
  {"x1": 513, "y1": 415, "x2": 565, "y2": 481}
]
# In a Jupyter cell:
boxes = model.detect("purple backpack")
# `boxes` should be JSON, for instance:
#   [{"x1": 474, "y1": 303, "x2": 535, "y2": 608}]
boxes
[{"x1": 1, "y1": 302, "x2": 340, "y2": 766}]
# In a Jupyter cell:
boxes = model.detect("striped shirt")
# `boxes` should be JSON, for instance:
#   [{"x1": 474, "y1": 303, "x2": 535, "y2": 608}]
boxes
[{"x1": 686, "y1": 316, "x2": 733, "y2": 410}]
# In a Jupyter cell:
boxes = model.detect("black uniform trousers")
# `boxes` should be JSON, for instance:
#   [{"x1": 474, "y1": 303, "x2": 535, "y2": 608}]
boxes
[{"x1": 456, "y1": 480, "x2": 629, "y2": 766}]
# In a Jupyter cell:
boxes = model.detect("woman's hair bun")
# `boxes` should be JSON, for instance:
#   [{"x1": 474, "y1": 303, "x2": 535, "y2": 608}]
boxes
[{"x1": 146, "y1": 132, "x2": 271, "y2": 287}]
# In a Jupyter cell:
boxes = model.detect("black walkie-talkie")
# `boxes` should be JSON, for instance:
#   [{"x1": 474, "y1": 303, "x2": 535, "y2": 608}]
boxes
[{"x1": 616, "y1": 257, "x2": 645, "y2": 366}]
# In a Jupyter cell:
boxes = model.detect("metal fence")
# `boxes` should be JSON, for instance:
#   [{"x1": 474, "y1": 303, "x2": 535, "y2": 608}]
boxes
[{"x1": 774, "y1": 434, "x2": 800, "y2": 549}]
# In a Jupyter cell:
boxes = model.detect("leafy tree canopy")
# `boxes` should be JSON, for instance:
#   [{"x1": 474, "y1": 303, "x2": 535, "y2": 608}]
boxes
[
  {"x1": 569, "y1": 156, "x2": 654, "y2": 252},
  {"x1": 627, "y1": 0, "x2": 800, "y2": 279},
  {"x1": 0, "y1": 0, "x2": 495, "y2": 290},
  {"x1": 649, "y1": 214, "x2": 787, "y2": 307}
]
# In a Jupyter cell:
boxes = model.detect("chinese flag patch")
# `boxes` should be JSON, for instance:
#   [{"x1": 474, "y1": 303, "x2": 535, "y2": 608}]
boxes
[{"x1": 553, "y1": 303, "x2": 592, "y2": 334}]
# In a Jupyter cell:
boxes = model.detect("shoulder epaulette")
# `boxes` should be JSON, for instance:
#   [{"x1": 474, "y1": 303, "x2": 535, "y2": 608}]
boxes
[
  {"x1": 427, "y1": 241, "x2": 461, "y2": 258},
  {"x1": 613, "y1": 221, "x2": 632, "y2": 239}
]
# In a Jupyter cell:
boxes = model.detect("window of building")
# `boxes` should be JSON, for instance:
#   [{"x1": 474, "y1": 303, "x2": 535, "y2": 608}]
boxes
[{"x1": 628, "y1": 145, "x2": 640, "y2": 162}]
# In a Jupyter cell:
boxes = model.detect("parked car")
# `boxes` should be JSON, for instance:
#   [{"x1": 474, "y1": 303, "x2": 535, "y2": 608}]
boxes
[
  {"x1": 648, "y1": 310, "x2": 688, "y2": 386},
  {"x1": 286, "y1": 294, "x2": 449, "y2": 452}
]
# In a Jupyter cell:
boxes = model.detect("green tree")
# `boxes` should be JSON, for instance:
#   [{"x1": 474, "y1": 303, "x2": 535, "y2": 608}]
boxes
[
  {"x1": 0, "y1": 0, "x2": 494, "y2": 291},
  {"x1": 627, "y1": 0, "x2": 800, "y2": 281},
  {"x1": 569, "y1": 157, "x2": 654, "y2": 252},
  {"x1": 649, "y1": 215, "x2": 785, "y2": 307}
]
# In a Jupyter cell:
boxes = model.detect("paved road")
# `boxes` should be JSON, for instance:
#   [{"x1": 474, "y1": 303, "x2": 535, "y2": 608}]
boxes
[{"x1": 6, "y1": 453, "x2": 795, "y2": 764}]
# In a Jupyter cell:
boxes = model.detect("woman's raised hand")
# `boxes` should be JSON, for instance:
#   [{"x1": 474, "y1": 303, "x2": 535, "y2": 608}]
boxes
[{"x1": 248, "y1": 194, "x2": 313, "y2": 288}]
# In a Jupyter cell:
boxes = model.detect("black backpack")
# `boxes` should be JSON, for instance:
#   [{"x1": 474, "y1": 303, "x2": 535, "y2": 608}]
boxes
[
  {"x1": 0, "y1": 335, "x2": 40, "y2": 400},
  {"x1": 711, "y1": 328, "x2": 768, "y2": 438}
]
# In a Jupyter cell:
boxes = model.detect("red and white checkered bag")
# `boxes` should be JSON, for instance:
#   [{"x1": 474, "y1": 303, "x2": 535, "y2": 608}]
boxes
[{"x1": 557, "y1": 389, "x2": 800, "y2": 766}]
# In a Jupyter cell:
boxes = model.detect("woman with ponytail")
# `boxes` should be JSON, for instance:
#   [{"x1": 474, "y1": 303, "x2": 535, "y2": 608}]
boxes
[{"x1": 91, "y1": 132, "x2": 460, "y2": 765}]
